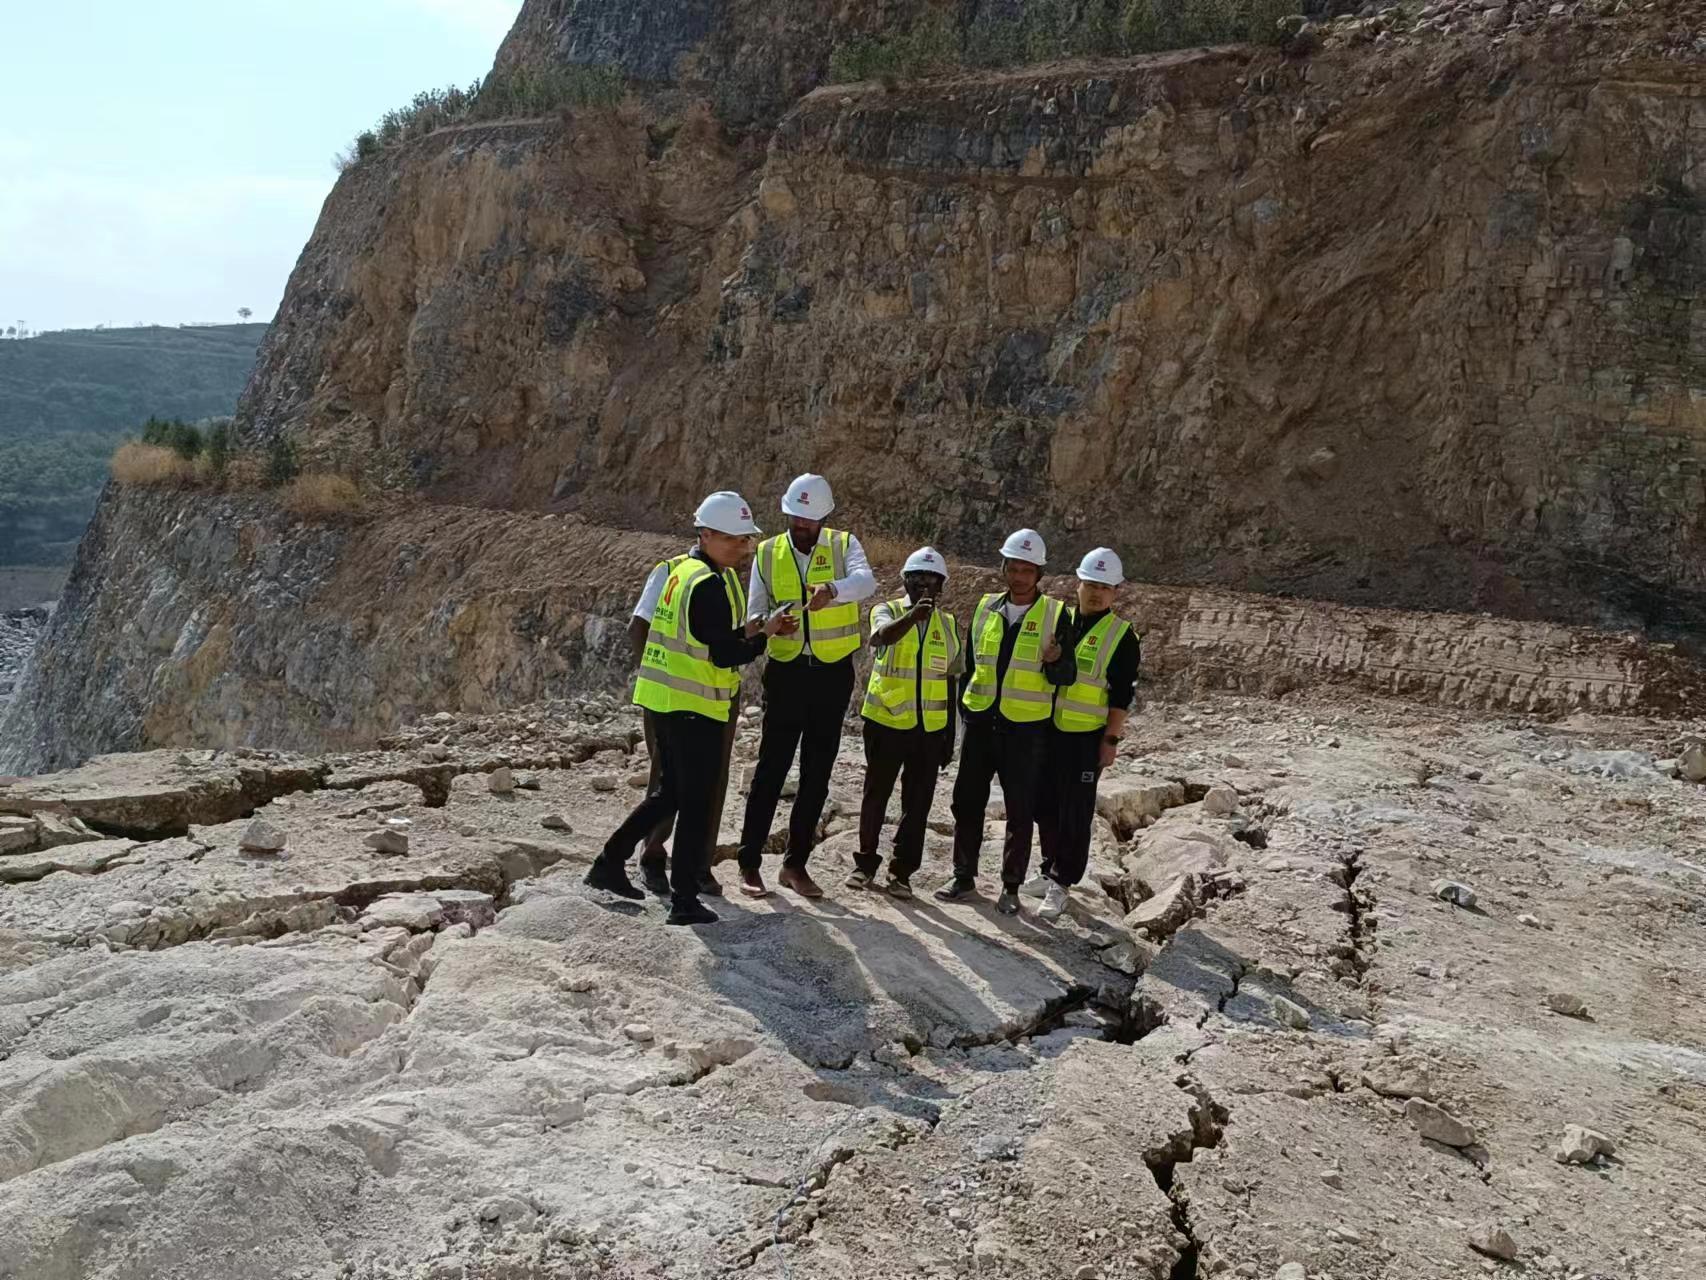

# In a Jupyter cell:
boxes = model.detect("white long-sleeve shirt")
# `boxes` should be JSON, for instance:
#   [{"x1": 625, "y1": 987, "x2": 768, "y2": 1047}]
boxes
[{"x1": 747, "y1": 531, "x2": 877, "y2": 656}]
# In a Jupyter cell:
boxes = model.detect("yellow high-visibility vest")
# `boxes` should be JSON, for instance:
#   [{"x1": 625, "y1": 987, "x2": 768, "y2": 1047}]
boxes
[
  {"x1": 1053, "y1": 613, "x2": 1134, "y2": 732},
  {"x1": 759, "y1": 529, "x2": 862, "y2": 663},
  {"x1": 961, "y1": 593, "x2": 1064, "y2": 724},
  {"x1": 862, "y1": 599, "x2": 960, "y2": 731},
  {"x1": 633, "y1": 558, "x2": 745, "y2": 722}
]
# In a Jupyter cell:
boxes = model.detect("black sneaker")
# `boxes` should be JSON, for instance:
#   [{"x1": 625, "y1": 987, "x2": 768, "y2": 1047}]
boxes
[
  {"x1": 666, "y1": 900, "x2": 720, "y2": 927},
  {"x1": 934, "y1": 877, "x2": 978, "y2": 902},
  {"x1": 844, "y1": 869, "x2": 873, "y2": 890},
  {"x1": 584, "y1": 859, "x2": 644, "y2": 900},
  {"x1": 996, "y1": 888, "x2": 1021, "y2": 915},
  {"x1": 885, "y1": 876, "x2": 914, "y2": 901},
  {"x1": 700, "y1": 871, "x2": 725, "y2": 898},
  {"x1": 640, "y1": 862, "x2": 671, "y2": 897}
]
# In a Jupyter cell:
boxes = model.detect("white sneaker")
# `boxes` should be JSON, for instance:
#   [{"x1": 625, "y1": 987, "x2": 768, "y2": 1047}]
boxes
[
  {"x1": 1037, "y1": 881, "x2": 1070, "y2": 920},
  {"x1": 1019, "y1": 874, "x2": 1050, "y2": 899}
]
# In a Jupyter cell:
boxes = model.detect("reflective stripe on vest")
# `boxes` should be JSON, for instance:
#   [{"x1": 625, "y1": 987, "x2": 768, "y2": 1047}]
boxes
[
  {"x1": 633, "y1": 559, "x2": 743, "y2": 722},
  {"x1": 961, "y1": 593, "x2": 1063, "y2": 724},
  {"x1": 1053, "y1": 614, "x2": 1133, "y2": 732},
  {"x1": 760, "y1": 529, "x2": 863, "y2": 663},
  {"x1": 862, "y1": 599, "x2": 960, "y2": 732}
]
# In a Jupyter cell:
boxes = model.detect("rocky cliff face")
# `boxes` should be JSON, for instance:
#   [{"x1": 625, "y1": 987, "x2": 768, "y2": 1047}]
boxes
[{"x1": 6, "y1": 5, "x2": 1705, "y2": 768}]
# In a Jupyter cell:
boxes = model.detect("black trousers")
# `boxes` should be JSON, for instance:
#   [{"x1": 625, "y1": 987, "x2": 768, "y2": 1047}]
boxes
[
  {"x1": 638, "y1": 699, "x2": 740, "y2": 867},
  {"x1": 739, "y1": 656, "x2": 856, "y2": 872},
  {"x1": 950, "y1": 718, "x2": 1046, "y2": 889},
  {"x1": 601, "y1": 710, "x2": 726, "y2": 907},
  {"x1": 856, "y1": 720, "x2": 947, "y2": 882},
  {"x1": 1036, "y1": 728, "x2": 1103, "y2": 888}
]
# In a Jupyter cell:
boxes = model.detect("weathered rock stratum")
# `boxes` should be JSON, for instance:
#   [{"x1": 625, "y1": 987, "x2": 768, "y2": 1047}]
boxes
[{"x1": 8, "y1": 3, "x2": 1705, "y2": 766}]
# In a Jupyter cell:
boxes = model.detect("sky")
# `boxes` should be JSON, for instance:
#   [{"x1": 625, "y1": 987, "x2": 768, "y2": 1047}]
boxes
[{"x1": 0, "y1": 0, "x2": 523, "y2": 333}]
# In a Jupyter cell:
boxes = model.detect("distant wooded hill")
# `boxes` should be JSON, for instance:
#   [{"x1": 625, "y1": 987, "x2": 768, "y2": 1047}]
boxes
[{"x1": 0, "y1": 324, "x2": 267, "y2": 566}]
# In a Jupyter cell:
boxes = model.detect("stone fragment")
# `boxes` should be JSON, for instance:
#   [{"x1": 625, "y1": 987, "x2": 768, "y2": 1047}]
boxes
[
  {"x1": 1276, "y1": 1265, "x2": 1307, "y2": 1280},
  {"x1": 1517, "y1": 913, "x2": 1541, "y2": 928},
  {"x1": 626, "y1": 771, "x2": 648, "y2": 789},
  {"x1": 362, "y1": 893, "x2": 445, "y2": 932},
  {"x1": 239, "y1": 818, "x2": 288, "y2": 852},
  {"x1": 1404, "y1": 1098, "x2": 1477, "y2": 1147},
  {"x1": 591, "y1": 775, "x2": 618, "y2": 792},
  {"x1": 1122, "y1": 876, "x2": 1197, "y2": 938},
  {"x1": 1680, "y1": 742, "x2": 1706, "y2": 783},
  {"x1": 1431, "y1": 878, "x2": 1477, "y2": 907},
  {"x1": 541, "y1": 813, "x2": 571, "y2": 831},
  {"x1": 1202, "y1": 783, "x2": 1239, "y2": 816},
  {"x1": 1361, "y1": 1054, "x2": 1434, "y2": 1100},
  {"x1": 487, "y1": 767, "x2": 515, "y2": 794},
  {"x1": 1098, "y1": 939, "x2": 1155, "y2": 976},
  {"x1": 0, "y1": 815, "x2": 36, "y2": 854},
  {"x1": 623, "y1": 1023, "x2": 655, "y2": 1043},
  {"x1": 364, "y1": 828, "x2": 410, "y2": 855},
  {"x1": 1555, "y1": 1124, "x2": 1614, "y2": 1164},
  {"x1": 1096, "y1": 777, "x2": 1186, "y2": 838},
  {"x1": 1271, "y1": 996, "x2": 1311, "y2": 1030},
  {"x1": 1543, "y1": 991, "x2": 1588, "y2": 1018},
  {"x1": 1469, "y1": 1223, "x2": 1519, "y2": 1261}
]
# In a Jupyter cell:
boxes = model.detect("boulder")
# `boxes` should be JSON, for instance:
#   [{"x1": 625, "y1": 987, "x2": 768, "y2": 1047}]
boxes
[
  {"x1": 1555, "y1": 1124, "x2": 1614, "y2": 1165},
  {"x1": 364, "y1": 828, "x2": 411, "y2": 855},
  {"x1": 360, "y1": 893, "x2": 445, "y2": 932},
  {"x1": 1404, "y1": 1098, "x2": 1476, "y2": 1147},
  {"x1": 1680, "y1": 741, "x2": 1706, "y2": 783},
  {"x1": 487, "y1": 767, "x2": 516, "y2": 795},
  {"x1": 1468, "y1": 1224, "x2": 1519, "y2": 1261},
  {"x1": 1201, "y1": 783, "x2": 1239, "y2": 816},
  {"x1": 1122, "y1": 876, "x2": 1197, "y2": 938},
  {"x1": 238, "y1": 818, "x2": 288, "y2": 853},
  {"x1": 541, "y1": 813, "x2": 572, "y2": 831},
  {"x1": 1361, "y1": 1055, "x2": 1435, "y2": 1100},
  {"x1": 0, "y1": 815, "x2": 35, "y2": 854},
  {"x1": 1098, "y1": 939, "x2": 1156, "y2": 976},
  {"x1": 1431, "y1": 878, "x2": 1477, "y2": 907},
  {"x1": 1543, "y1": 991, "x2": 1588, "y2": 1018}
]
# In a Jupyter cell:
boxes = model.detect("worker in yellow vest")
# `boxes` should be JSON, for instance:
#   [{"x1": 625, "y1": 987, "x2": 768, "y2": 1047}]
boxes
[
  {"x1": 935, "y1": 529, "x2": 1078, "y2": 913},
  {"x1": 736, "y1": 474, "x2": 876, "y2": 900},
  {"x1": 1028, "y1": 548, "x2": 1142, "y2": 921},
  {"x1": 849, "y1": 547, "x2": 964, "y2": 899},
  {"x1": 627, "y1": 545, "x2": 746, "y2": 899},
  {"x1": 588, "y1": 492, "x2": 797, "y2": 926}
]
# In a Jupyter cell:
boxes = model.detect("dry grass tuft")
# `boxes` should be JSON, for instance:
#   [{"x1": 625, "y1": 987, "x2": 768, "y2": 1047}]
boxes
[
  {"x1": 282, "y1": 472, "x2": 364, "y2": 518},
  {"x1": 111, "y1": 443, "x2": 194, "y2": 486}
]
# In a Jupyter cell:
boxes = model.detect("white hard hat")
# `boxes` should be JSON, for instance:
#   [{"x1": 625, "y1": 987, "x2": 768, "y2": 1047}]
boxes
[
  {"x1": 694, "y1": 491, "x2": 761, "y2": 536},
  {"x1": 998, "y1": 528, "x2": 1047, "y2": 567},
  {"x1": 903, "y1": 546, "x2": 948, "y2": 583},
  {"x1": 781, "y1": 473, "x2": 835, "y2": 519},
  {"x1": 1076, "y1": 547, "x2": 1124, "y2": 586}
]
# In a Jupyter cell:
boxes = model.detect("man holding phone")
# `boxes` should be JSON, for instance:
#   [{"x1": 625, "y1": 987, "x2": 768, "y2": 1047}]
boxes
[
  {"x1": 849, "y1": 547, "x2": 963, "y2": 899},
  {"x1": 737, "y1": 473, "x2": 877, "y2": 899},
  {"x1": 588, "y1": 491, "x2": 797, "y2": 925}
]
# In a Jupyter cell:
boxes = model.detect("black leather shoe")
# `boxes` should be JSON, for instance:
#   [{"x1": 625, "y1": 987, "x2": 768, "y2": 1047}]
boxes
[
  {"x1": 700, "y1": 871, "x2": 725, "y2": 898},
  {"x1": 640, "y1": 862, "x2": 671, "y2": 897},
  {"x1": 933, "y1": 878, "x2": 978, "y2": 902},
  {"x1": 584, "y1": 859, "x2": 644, "y2": 900},
  {"x1": 666, "y1": 900, "x2": 720, "y2": 926},
  {"x1": 996, "y1": 888, "x2": 1021, "y2": 915}
]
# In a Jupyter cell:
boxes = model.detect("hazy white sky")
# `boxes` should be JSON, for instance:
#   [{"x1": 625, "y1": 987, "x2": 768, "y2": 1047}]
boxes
[{"x1": 1, "y1": 0, "x2": 523, "y2": 332}]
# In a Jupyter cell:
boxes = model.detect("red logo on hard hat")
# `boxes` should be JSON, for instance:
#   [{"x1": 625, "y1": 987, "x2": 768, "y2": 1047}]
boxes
[
  {"x1": 797, "y1": 491, "x2": 810, "y2": 504},
  {"x1": 1096, "y1": 559, "x2": 1106, "y2": 570},
  {"x1": 1021, "y1": 539, "x2": 1032, "y2": 549},
  {"x1": 740, "y1": 506, "x2": 750, "y2": 519}
]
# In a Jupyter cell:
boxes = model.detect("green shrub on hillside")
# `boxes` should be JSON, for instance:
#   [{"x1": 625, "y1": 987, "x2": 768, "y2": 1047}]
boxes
[
  {"x1": 828, "y1": 0, "x2": 1287, "y2": 83},
  {"x1": 337, "y1": 65, "x2": 627, "y2": 170},
  {"x1": 138, "y1": 416, "x2": 205, "y2": 460}
]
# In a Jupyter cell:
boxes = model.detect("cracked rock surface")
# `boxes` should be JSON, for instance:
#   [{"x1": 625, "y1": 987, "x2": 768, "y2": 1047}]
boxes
[{"x1": 1, "y1": 693, "x2": 1704, "y2": 1279}]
